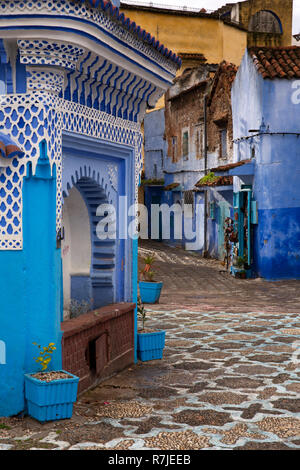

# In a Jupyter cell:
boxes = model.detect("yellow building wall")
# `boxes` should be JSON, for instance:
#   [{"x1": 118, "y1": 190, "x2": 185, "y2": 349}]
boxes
[
  {"x1": 222, "y1": 23, "x2": 248, "y2": 65},
  {"x1": 121, "y1": 7, "x2": 248, "y2": 112},
  {"x1": 120, "y1": 8, "x2": 248, "y2": 66}
]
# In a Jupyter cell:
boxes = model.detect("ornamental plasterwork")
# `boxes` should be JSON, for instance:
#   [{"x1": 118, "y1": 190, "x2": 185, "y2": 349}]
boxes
[
  {"x1": 107, "y1": 164, "x2": 118, "y2": 192},
  {"x1": 0, "y1": 0, "x2": 178, "y2": 76},
  {"x1": 27, "y1": 68, "x2": 65, "y2": 95},
  {"x1": 0, "y1": 91, "x2": 142, "y2": 250},
  {"x1": 17, "y1": 39, "x2": 159, "y2": 121},
  {"x1": 18, "y1": 40, "x2": 85, "y2": 70}
]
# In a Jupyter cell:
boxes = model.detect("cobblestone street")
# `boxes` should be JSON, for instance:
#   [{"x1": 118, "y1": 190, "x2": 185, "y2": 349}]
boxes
[
  {"x1": 139, "y1": 241, "x2": 300, "y2": 314},
  {"x1": 1, "y1": 242, "x2": 300, "y2": 450}
]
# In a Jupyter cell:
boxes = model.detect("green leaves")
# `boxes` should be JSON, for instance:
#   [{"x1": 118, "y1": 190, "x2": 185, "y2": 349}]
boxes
[
  {"x1": 140, "y1": 253, "x2": 157, "y2": 282},
  {"x1": 137, "y1": 296, "x2": 147, "y2": 331},
  {"x1": 33, "y1": 342, "x2": 56, "y2": 372}
]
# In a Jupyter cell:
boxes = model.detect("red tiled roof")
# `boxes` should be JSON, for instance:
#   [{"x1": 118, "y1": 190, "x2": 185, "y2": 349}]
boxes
[
  {"x1": 210, "y1": 159, "x2": 252, "y2": 173},
  {"x1": 178, "y1": 52, "x2": 207, "y2": 62},
  {"x1": 0, "y1": 132, "x2": 24, "y2": 159},
  {"x1": 249, "y1": 47, "x2": 300, "y2": 79},
  {"x1": 164, "y1": 182, "x2": 180, "y2": 191},
  {"x1": 195, "y1": 175, "x2": 233, "y2": 188}
]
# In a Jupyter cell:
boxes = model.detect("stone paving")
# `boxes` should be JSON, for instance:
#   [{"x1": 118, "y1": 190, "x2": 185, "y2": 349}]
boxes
[{"x1": 0, "y1": 242, "x2": 300, "y2": 450}]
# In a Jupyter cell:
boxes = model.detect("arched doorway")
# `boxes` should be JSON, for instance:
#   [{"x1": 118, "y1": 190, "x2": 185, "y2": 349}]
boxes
[{"x1": 62, "y1": 175, "x2": 116, "y2": 319}]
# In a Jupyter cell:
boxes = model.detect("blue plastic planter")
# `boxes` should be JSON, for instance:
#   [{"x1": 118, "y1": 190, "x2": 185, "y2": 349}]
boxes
[
  {"x1": 24, "y1": 370, "x2": 79, "y2": 422},
  {"x1": 137, "y1": 330, "x2": 166, "y2": 361},
  {"x1": 139, "y1": 281, "x2": 163, "y2": 304}
]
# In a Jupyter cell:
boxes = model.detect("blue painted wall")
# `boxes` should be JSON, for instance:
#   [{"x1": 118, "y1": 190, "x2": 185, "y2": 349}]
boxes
[
  {"x1": 232, "y1": 50, "x2": 300, "y2": 280},
  {"x1": 0, "y1": 143, "x2": 62, "y2": 416}
]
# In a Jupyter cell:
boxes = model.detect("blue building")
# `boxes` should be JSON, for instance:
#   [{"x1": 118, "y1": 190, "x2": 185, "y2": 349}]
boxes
[
  {"x1": 0, "y1": 0, "x2": 179, "y2": 416},
  {"x1": 231, "y1": 46, "x2": 300, "y2": 280}
]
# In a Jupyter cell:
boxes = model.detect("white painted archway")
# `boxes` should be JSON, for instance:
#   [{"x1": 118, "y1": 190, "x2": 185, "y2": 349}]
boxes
[{"x1": 62, "y1": 186, "x2": 92, "y2": 319}]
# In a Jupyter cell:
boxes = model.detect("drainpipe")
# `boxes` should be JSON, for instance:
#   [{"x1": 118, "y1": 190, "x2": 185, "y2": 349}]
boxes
[{"x1": 203, "y1": 94, "x2": 208, "y2": 257}]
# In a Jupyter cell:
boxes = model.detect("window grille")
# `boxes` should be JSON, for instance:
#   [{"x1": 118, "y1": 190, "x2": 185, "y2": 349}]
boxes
[
  {"x1": 220, "y1": 128, "x2": 227, "y2": 159},
  {"x1": 182, "y1": 130, "x2": 189, "y2": 160},
  {"x1": 184, "y1": 190, "x2": 194, "y2": 212},
  {"x1": 249, "y1": 10, "x2": 281, "y2": 34}
]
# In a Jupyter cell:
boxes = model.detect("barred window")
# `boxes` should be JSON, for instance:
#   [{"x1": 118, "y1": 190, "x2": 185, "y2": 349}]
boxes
[
  {"x1": 171, "y1": 136, "x2": 177, "y2": 161},
  {"x1": 220, "y1": 128, "x2": 227, "y2": 159},
  {"x1": 184, "y1": 190, "x2": 194, "y2": 213},
  {"x1": 195, "y1": 124, "x2": 204, "y2": 159},
  {"x1": 249, "y1": 10, "x2": 282, "y2": 34}
]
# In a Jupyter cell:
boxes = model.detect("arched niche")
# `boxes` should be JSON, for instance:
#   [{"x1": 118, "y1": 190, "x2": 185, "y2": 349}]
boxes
[
  {"x1": 62, "y1": 176, "x2": 116, "y2": 319},
  {"x1": 249, "y1": 10, "x2": 283, "y2": 34},
  {"x1": 62, "y1": 185, "x2": 92, "y2": 318}
]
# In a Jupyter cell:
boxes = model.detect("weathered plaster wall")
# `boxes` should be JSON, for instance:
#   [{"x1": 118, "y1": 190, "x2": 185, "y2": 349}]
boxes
[
  {"x1": 207, "y1": 62, "x2": 237, "y2": 164},
  {"x1": 165, "y1": 66, "x2": 215, "y2": 169},
  {"x1": 144, "y1": 108, "x2": 166, "y2": 180},
  {"x1": 232, "y1": 50, "x2": 264, "y2": 160}
]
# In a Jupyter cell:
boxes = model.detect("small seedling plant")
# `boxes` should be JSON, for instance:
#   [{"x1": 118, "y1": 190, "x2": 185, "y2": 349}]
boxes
[
  {"x1": 137, "y1": 296, "x2": 147, "y2": 331},
  {"x1": 33, "y1": 342, "x2": 56, "y2": 372}
]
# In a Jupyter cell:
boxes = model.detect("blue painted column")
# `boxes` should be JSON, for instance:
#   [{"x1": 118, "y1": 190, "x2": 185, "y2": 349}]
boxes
[
  {"x1": 0, "y1": 141, "x2": 62, "y2": 416},
  {"x1": 0, "y1": 250, "x2": 26, "y2": 415},
  {"x1": 23, "y1": 141, "x2": 62, "y2": 373}
]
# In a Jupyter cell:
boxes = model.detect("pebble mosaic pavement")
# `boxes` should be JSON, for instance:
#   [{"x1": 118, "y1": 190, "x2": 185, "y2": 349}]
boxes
[{"x1": 0, "y1": 242, "x2": 299, "y2": 450}]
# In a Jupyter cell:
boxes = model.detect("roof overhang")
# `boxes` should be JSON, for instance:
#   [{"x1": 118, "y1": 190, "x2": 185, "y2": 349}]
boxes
[{"x1": 228, "y1": 161, "x2": 255, "y2": 176}]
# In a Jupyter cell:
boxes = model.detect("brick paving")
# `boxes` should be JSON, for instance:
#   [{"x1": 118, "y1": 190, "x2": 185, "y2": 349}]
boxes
[{"x1": 0, "y1": 241, "x2": 299, "y2": 450}]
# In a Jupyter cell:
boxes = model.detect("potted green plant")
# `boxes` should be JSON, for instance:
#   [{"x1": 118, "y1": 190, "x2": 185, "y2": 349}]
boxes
[
  {"x1": 139, "y1": 253, "x2": 163, "y2": 303},
  {"x1": 24, "y1": 342, "x2": 79, "y2": 423},
  {"x1": 137, "y1": 297, "x2": 166, "y2": 362},
  {"x1": 232, "y1": 255, "x2": 251, "y2": 279}
]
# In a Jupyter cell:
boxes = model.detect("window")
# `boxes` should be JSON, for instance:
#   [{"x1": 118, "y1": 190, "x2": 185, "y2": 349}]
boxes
[
  {"x1": 184, "y1": 190, "x2": 194, "y2": 216},
  {"x1": 209, "y1": 202, "x2": 216, "y2": 220},
  {"x1": 171, "y1": 136, "x2": 177, "y2": 161},
  {"x1": 220, "y1": 128, "x2": 227, "y2": 159},
  {"x1": 194, "y1": 124, "x2": 204, "y2": 159},
  {"x1": 182, "y1": 129, "x2": 189, "y2": 160}
]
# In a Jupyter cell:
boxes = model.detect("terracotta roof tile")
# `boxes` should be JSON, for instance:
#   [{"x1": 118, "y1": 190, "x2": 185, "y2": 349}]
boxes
[
  {"x1": 210, "y1": 159, "x2": 252, "y2": 173},
  {"x1": 249, "y1": 47, "x2": 300, "y2": 79},
  {"x1": 195, "y1": 175, "x2": 233, "y2": 188},
  {"x1": 0, "y1": 132, "x2": 24, "y2": 159}
]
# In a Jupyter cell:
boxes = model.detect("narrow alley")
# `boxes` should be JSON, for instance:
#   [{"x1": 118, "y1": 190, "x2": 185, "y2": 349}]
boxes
[{"x1": 0, "y1": 242, "x2": 299, "y2": 451}]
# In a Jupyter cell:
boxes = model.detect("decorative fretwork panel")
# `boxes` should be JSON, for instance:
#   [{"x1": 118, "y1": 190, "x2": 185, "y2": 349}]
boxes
[{"x1": 0, "y1": 91, "x2": 143, "y2": 250}]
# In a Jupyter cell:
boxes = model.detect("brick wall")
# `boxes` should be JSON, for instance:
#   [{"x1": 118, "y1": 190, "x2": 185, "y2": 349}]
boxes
[
  {"x1": 207, "y1": 62, "x2": 238, "y2": 164},
  {"x1": 61, "y1": 303, "x2": 135, "y2": 394},
  {"x1": 165, "y1": 66, "x2": 217, "y2": 163}
]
